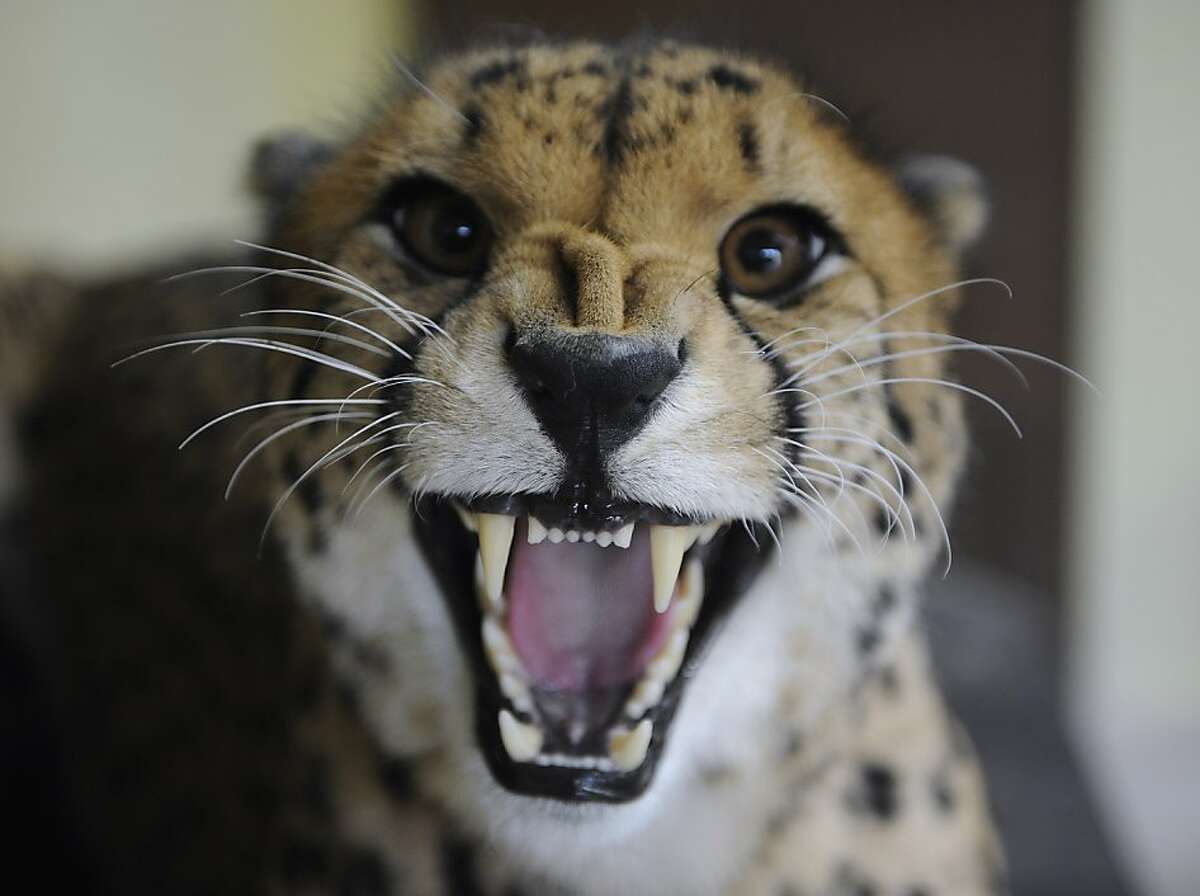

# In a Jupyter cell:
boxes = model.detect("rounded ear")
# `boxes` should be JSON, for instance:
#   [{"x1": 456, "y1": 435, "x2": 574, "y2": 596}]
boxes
[
  {"x1": 247, "y1": 130, "x2": 336, "y2": 208},
  {"x1": 895, "y1": 155, "x2": 989, "y2": 253}
]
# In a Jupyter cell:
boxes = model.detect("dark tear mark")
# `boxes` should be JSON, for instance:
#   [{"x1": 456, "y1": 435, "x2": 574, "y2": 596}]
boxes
[
  {"x1": 468, "y1": 57, "x2": 526, "y2": 89},
  {"x1": 461, "y1": 104, "x2": 485, "y2": 144},
  {"x1": 715, "y1": 274, "x2": 807, "y2": 480},
  {"x1": 289, "y1": 359, "x2": 318, "y2": 401},
  {"x1": 737, "y1": 121, "x2": 761, "y2": 172},
  {"x1": 441, "y1": 837, "x2": 484, "y2": 896},
  {"x1": 284, "y1": 450, "x2": 323, "y2": 514},
  {"x1": 708, "y1": 64, "x2": 760, "y2": 95},
  {"x1": 887, "y1": 391, "x2": 915, "y2": 443}
]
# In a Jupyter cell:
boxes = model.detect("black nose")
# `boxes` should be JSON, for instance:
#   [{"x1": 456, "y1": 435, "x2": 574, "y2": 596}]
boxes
[{"x1": 508, "y1": 333, "x2": 683, "y2": 457}]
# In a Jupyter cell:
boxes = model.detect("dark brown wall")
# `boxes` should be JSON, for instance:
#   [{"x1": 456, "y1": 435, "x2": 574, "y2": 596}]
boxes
[{"x1": 419, "y1": 0, "x2": 1077, "y2": 603}]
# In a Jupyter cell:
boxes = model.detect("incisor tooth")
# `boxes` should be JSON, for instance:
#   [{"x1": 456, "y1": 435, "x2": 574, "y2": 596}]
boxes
[
  {"x1": 649, "y1": 525, "x2": 694, "y2": 613},
  {"x1": 697, "y1": 520, "x2": 721, "y2": 544},
  {"x1": 477, "y1": 513, "x2": 515, "y2": 604},
  {"x1": 527, "y1": 516, "x2": 548, "y2": 545},
  {"x1": 548, "y1": 527, "x2": 565, "y2": 544},
  {"x1": 608, "y1": 719, "x2": 653, "y2": 772},
  {"x1": 498, "y1": 709, "x2": 543, "y2": 762},
  {"x1": 613, "y1": 522, "x2": 635, "y2": 549},
  {"x1": 596, "y1": 531, "x2": 613, "y2": 548}
]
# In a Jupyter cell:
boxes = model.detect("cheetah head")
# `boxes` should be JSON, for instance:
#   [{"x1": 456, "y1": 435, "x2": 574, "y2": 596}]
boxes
[{"x1": 244, "y1": 39, "x2": 985, "y2": 830}]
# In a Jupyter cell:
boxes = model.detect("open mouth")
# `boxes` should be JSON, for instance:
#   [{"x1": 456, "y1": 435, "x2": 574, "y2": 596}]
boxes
[{"x1": 411, "y1": 491, "x2": 773, "y2": 803}]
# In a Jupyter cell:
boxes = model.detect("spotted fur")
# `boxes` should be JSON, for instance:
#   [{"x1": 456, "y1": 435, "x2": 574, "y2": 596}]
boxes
[{"x1": 5, "y1": 38, "x2": 1005, "y2": 896}]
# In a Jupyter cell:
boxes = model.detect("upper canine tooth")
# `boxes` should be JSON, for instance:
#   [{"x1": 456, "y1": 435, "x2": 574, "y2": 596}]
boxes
[
  {"x1": 527, "y1": 517, "x2": 548, "y2": 545},
  {"x1": 649, "y1": 525, "x2": 694, "y2": 613},
  {"x1": 613, "y1": 522, "x2": 635, "y2": 549},
  {"x1": 477, "y1": 513, "x2": 516, "y2": 604},
  {"x1": 498, "y1": 709, "x2": 543, "y2": 762},
  {"x1": 608, "y1": 719, "x2": 653, "y2": 772}
]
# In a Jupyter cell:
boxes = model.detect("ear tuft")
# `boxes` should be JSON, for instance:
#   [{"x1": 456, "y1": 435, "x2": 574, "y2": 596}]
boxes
[
  {"x1": 248, "y1": 131, "x2": 335, "y2": 207},
  {"x1": 895, "y1": 155, "x2": 989, "y2": 253}
]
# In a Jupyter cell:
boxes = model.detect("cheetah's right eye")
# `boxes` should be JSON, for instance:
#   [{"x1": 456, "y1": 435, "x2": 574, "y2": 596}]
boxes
[{"x1": 384, "y1": 180, "x2": 493, "y2": 278}]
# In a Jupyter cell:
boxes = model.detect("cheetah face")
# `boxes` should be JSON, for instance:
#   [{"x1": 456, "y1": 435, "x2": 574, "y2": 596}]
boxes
[{"x1": 253, "y1": 41, "x2": 981, "y2": 806}]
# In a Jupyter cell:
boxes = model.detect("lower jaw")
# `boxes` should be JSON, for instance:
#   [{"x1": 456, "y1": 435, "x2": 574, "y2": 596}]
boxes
[{"x1": 410, "y1": 495, "x2": 776, "y2": 804}]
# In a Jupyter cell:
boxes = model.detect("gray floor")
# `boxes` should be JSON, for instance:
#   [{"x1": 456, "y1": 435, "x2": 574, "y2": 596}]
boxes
[{"x1": 925, "y1": 564, "x2": 1133, "y2": 896}]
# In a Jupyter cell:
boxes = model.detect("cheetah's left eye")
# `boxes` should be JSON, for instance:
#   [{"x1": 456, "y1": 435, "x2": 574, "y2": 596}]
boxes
[{"x1": 719, "y1": 205, "x2": 845, "y2": 300}]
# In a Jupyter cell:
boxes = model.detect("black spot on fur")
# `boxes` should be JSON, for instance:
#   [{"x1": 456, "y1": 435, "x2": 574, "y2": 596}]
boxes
[
  {"x1": 708, "y1": 64, "x2": 760, "y2": 94},
  {"x1": 281, "y1": 837, "x2": 331, "y2": 884},
  {"x1": 738, "y1": 122, "x2": 761, "y2": 172},
  {"x1": 832, "y1": 862, "x2": 879, "y2": 896},
  {"x1": 339, "y1": 847, "x2": 390, "y2": 896},
  {"x1": 582, "y1": 60, "x2": 607, "y2": 77},
  {"x1": 860, "y1": 763, "x2": 898, "y2": 820},
  {"x1": 877, "y1": 664, "x2": 900, "y2": 696},
  {"x1": 441, "y1": 837, "x2": 484, "y2": 896},
  {"x1": 887, "y1": 393, "x2": 915, "y2": 443},
  {"x1": 378, "y1": 755, "x2": 415, "y2": 802},
  {"x1": 670, "y1": 77, "x2": 698, "y2": 96},
  {"x1": 469, "y1": 57, "x2": 525, "y2": 89},
  {"x1": 856, "y1": 624, "x2": 882, "y2": 655},
  {"x1": 932, "y1": 769, "x2": 956, "y2": 812},
  {"x1": 544, "y1": 132, "x2": 555, "y2": 146},
  {"x1": 461, "y1": 104, "x2": 485, "y2": 143}
]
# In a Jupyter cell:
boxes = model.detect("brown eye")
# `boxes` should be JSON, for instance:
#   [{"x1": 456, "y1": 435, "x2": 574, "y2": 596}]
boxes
[
  {"x1": 389, "y1": 182, "x2": 492, "y2": 277},
  {"x1": 719, "y1": 206, "x2": 841, "y2": 300}
]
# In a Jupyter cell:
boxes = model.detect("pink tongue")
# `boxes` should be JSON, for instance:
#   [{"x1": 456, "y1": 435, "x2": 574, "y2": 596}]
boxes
[{"x1": 506, "y1": 524, "x2": 669, "y2": 692}]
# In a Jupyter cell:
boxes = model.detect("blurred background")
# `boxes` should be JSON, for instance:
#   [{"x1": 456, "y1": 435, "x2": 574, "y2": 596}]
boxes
[{"x1": 1, "y1": 1, "x2": 1196, "y2": 894}]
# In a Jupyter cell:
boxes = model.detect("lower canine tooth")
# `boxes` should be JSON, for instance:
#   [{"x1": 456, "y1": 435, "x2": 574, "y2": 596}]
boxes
[
  {"x1": 608, "y1": 719, "x2": 653, "y2": 772},
  {"x1": 527, "y1": 516, "x2": 548, "y2": 545},
  {"x1": 498, "y1": 709, "x2": 543, "y2": 762},
  {"x1": 477, "y1": 513, "x2": 515, "y2": 604}
]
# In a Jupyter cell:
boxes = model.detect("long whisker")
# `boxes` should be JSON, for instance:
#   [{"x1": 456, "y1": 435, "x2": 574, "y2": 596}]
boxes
[
  {"x1": 787, "y1": 376, "x2": 1023, "y2": 438},
  {"x1": 225, "y1": 412, "x2": 371, "y2": 500},
  {"x1": 176, "y1": 398, "x2": 387, "y2": 449},
  {"x1": 242, "y1": 309, "x2": 411, "y2": 359},
  {"x1": 115, "y1": 337, "x2": 380, "y2": 385}
]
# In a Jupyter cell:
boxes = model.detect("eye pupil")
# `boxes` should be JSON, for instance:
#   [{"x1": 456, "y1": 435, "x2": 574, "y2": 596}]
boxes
[{"x1": 737, "y1": 229, "x2": 786, "y2": 273}]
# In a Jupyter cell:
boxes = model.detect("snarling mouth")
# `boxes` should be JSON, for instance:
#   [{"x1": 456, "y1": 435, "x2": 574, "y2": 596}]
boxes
[{"x1": 412, "y1": 491, "x2": 773, "y2": 803}]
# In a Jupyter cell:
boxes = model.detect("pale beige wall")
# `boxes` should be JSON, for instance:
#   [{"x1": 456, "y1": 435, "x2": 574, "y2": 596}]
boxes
[
  {"x1": 1068, "y1": 2, "x2": 1200, "y2": 894},
  {"x1": 0, "y1": 0, "x2": 413, "y2": 272}
]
